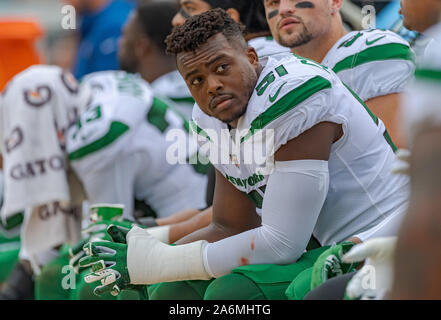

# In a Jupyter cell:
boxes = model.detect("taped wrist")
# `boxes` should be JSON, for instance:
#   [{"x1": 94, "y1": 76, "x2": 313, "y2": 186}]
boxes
[
  {"x1": 127, "y1": 226, "x2": 211, "y2": 284},
  {"x1": 145, "y1": 225, "x2": 170, "y2": 244}
]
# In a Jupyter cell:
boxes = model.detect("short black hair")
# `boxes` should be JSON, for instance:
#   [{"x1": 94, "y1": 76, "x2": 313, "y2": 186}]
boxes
[
  {"x1": 203, "y1": 0, "x2": 270, "y2": 35},
  {"x1": 136, "y1": 0, "x2": 178, "y2": 53},
  {"x1": 165, "y1": 8, "x2": 247, "y2": 55}
]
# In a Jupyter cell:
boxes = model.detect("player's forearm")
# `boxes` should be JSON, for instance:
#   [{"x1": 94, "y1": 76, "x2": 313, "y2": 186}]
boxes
[
  {"x1": 175, "y1": 220, "x2": 234, "y2": 245},
  {"x1": 169, "y1": 207, "x2": 213, "y2": 244},
  {"x1": 156, "y1": 208, "x2": 202, "y2": 226}
]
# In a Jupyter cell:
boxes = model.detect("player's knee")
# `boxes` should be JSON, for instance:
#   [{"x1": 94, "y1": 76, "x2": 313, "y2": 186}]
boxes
[
  {"x1": 35, "y1": 257, "x2": 69, "y2": 300},
  {"x1": 148, "y1": 281, "x2": 203, "y2": 300},
  {"x1": 204, "y1": 273, "x2": 265, "y2": 300}
]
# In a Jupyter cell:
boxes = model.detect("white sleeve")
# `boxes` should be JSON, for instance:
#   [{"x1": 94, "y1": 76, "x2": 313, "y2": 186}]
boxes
[{"x1": 203, "y1": 160, "x2": 329, "y2": 278}]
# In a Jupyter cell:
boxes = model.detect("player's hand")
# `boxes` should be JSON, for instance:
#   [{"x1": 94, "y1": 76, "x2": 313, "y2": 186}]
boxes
[
  {"x1": 79, "y1": 241, "x2": 137, "y2": 297},
  {"x1": 310, "y1": 241, "x2": 357, "y2": 290},
  {"x1": 68, "y1": 238, "x2": 90, "y2": 274},
  {"x1": 342, "y1": 237, "x2": 397, "y2": 300},
  {"x1": 68, "y1": 220, "x2": 134, "y2": 273},
  {"x1": 106, "y1": 224, "x2": 130, "y2": 244}
]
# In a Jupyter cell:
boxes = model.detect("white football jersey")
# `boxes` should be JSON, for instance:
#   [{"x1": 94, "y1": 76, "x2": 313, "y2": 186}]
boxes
[
  {"x1": 403, "y1": 22, "x2": 441, "y2": 141},
  {"x1": 151, "y1": 70, "x2": 195, "y2": 121},
  {"x1": 322, "y1": 29, "x2": 415, "y2": 101},
  {"x1": 67, "y1": 71, "x2": 207, "y2": 220},
  {"x1": 248, "y1": 36, "x2": 291, "y2": 58},
  {"x1": 192, "y1": 53, "x2": 409, "y2": 245}
]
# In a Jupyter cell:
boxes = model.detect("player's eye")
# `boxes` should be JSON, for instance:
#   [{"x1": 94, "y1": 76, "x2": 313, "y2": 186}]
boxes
[
  {"x1": 191, "y1": 77, "x2": 202, "y2": 86},
  {"x1": 266, "y1": 0, "x2": 280, "y2": 7},
  {"x1": 216, "y1": 64, "x2": 228, "y2": 73},
  {"x1": 184, "y1": 5, "x2": 196, "y2": 13}
]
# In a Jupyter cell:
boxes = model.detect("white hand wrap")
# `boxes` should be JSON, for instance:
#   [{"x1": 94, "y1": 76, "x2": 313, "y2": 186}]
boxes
[
  {"x1": 145, "y1": 225, "x2": 170, "y2": 244},
  {"x1": 127, "y1": 226, "x2": 211, "y2": 284}
]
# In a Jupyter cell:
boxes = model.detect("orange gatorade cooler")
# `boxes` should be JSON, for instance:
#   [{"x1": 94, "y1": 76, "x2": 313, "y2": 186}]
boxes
[{"x1": 0, "y1": 19, "x2": 45, "y2": 91}]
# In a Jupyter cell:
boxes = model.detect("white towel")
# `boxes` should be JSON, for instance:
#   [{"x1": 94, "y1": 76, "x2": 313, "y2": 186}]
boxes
[{"x1": 0, "y1": 65, "x2": 90, "y2": 259}]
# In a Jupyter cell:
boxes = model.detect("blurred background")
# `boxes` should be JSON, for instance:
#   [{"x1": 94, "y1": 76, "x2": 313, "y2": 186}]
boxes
[
  {"x1": 0, "y1": 0, "x2": 69, "y2": 69},
  {"x1": 0, "y1": 0, "x2": 415, "y2": 90}
]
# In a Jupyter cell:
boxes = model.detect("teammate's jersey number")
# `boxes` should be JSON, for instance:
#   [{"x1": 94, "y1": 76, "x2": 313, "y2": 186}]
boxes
[
  {"x1": 71, "y1": 105, "x2": 102, "y2": 140},
  {"x1": 114, "y1": 72, "x2": 144, "y2": 97}
]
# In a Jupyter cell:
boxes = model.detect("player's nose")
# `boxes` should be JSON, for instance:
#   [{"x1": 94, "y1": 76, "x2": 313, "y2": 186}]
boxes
[
  {"x1": 172, "y1": 12, "x2": 186, "y2": 27},
  {"x1": 279, "y1": 0, "x2": 296, "y2": 16},
  {"x1": 206, "y1": 75, "x2": 223, "y2": 96}
]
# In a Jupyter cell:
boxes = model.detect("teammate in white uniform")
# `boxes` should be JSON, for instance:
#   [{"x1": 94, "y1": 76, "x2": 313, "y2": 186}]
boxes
[
  {"x1": 79, "y1": 10, "x2": 410, "y2": 300},
  {"x1": 321, "y1": 29, "x2": 414, "y2": 103},
  {"x1": 264, "y1": 0, "x2": 415, "y2": 148},
  {"x1": 150, "y1": 70, "x2": 194, "y2": 120},
  {"x1": 118, "y1": 1, "x2": 195, "y2": 120},
  {"x1": 67, "y1": 70, "x2": 207, "y2": 220}
]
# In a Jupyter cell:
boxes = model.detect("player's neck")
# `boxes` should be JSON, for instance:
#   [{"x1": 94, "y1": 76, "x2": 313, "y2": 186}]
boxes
[
  {"x1": 290, "y1": 20, "x2": 347, "y2": 64},
  {"x1": 139, "y1": 55, "x2": 176, "y2": 84}
]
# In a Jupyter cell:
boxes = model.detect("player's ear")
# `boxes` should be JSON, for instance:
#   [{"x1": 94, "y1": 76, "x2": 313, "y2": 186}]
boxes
[
  {"x1": 245, "y1": 46, "x2": 259, "y2": 66},
  {"x1": 225, "y1": 8, "x2": 240, "y2": 23},
  {"x1": 330, "y1": 0, "x2": 342, "y2": 15},
  {"x1": 135, "y1": 35, "x2": 151, "y2": 58}
]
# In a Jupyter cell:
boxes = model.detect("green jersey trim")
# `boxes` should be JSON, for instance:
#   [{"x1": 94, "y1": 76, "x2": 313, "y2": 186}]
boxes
[
  {"x1": 147, "y1": 97, "x2": 170, "y2": 133},
  {"x1": 169, "y1": 96, "x2": 195, "y2": 105},
  {"x1": 414, "y1": 68, "x2": 441, "y2": 82},
  {"x1": 241, "y1": 76, "x2": 332, "y2": 143},
  {"x1": 332, "y1": 43, "x2": 415, "y2": 74},
  {"x1": 343, "y1": 83, "x2": 378, "y2": 125},
  {"x1": 68, "y1": 121, "x2": 130, "y2": 160},
  {"x1": 190, "y1": 120, "x2": 212, "y2": 142}
]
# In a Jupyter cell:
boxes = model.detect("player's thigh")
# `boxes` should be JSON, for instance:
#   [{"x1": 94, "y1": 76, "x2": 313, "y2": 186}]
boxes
[
  {"x1": 148, "y1": 280, "x2": 213, "y2": 300},
  {"x1": 205, "y1": 246, "x2": 330, "y2": 300}
]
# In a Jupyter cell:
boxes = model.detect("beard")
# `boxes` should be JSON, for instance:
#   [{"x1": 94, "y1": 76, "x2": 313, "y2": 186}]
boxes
[
  {"x1": 219, "y1": 103, "x2": 247, "y2": 124},
  {"x1": 218, "y1": 69, "x2": 258, "y2": 124},
  {"x1": 277, "y1": 22, "x2": 314, "y2": 48}
]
